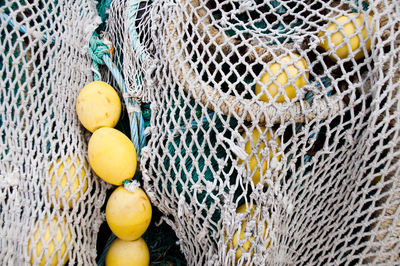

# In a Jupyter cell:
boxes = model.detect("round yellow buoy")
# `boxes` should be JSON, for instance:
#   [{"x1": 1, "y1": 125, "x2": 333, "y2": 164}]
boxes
[
  {"x1": 106, "y1": 186, "x2": 152, "y2": 241},
  {"x1": 28, "y1": 216, "x2": 72, "y2": 266},
  {"x1": 76, "y1": 81, "x2": 121, "y2": 132},
  {"x1": 318, "y1": 13, "x2": 374, "y2": 60},
  {"x1": 227, "y1": 204, "x2": 269, "y2": 263},
  {"x1": 48, "y1": 156, "x2": 88, "y2": 209},
  {"x1": 88, "y1": 127, "x2": 137, "y2": 186},
  {"x1": 255, "y1": 54, "x2": 308, "y2": 103},
  {"x1": 105, "y1": 238, "x2": 150, "y2": 266},
  {"x1": 239, "y1": 127, "x2": 281, "y2": 186}
]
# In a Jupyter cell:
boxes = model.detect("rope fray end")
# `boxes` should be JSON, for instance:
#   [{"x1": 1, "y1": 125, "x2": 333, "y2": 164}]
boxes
[{"x1": 123, "y1": 180, "x2": 140, "y2": 193}]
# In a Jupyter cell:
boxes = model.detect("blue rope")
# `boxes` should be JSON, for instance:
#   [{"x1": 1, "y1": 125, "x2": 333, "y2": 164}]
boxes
[
  {"x1": 2, "y1": 12, "x2": 55, "y2": 43},
  {"x1": 89, "y1": 32, "x2": 147, "y2": 266},
  {"x1": 94, "y1": 2, "x2": 149, "y2": 263},
  {"x1": 88, "y1": 35, "x2": 145, "y2": 158}
]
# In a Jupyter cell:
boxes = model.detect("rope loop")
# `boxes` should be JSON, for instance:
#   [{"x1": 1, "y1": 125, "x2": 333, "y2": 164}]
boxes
[
  {"x1": 89, "y1": 34, "x2": 111, "y2": 65},
  {"x1": 88, "y1": 34, "x2": 113, "y2": 80}
]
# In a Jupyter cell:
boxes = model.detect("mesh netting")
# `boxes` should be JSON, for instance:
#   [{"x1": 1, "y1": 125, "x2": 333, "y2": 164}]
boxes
[
  {"x1": 1, "y1": 0, "x2": 400, "y2": 265},
  {"x1": 0, "y1": 1, "x2": 110, "y2": 265},
  {"x1": 105, "y1": 0, "x2": 400, "y2": 265}
]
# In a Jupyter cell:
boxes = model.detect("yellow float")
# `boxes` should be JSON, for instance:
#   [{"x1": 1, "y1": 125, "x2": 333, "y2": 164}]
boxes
[
  {"x1": 76, "y1": 81, "x2": 121, "y2": 133},
  {"x1": 48, "y1": 156, "x2": 88, "y2": 209},
  {"x1": 105, "y1": 238, "x2": 150, "y2": 266},
  {"x1": 239, "y1": 127, "x2": 281, "y2": 186},
  {"x1": 319, "y1": 13, "x2": 374, "y2": 60},
  {"x1": 105, "y1": 186, "x2": 152, "y2": 241},
  {"x1": 28, "y1": 216, "x2": 71, "y2": 266},
  {"x1": 88, "y1": 127, "x2": 137, "y2": 185},
  {"x1": 255, "y1": 54, "x2": 309, "y2": 103}
]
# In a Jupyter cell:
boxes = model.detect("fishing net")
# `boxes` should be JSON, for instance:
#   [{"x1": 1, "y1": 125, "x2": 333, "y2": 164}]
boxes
[
  {"x1": 0, "y1": 0, "x2": 109, "y2": 265},
  {"x1": 1, "y1": 0, "x2": 400, "y2": 265},
  {"x1": 105, "y1": 0, "x2": 400, "y2": 264}
]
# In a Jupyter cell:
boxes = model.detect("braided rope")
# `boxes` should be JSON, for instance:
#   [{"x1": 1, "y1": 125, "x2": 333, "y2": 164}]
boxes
[
  {"x1": 88, "y1": 35, "x2": 145, "y2": 158},
  {"x1": 88, "y1": 34, "x2": 110, "y2": 80},
  {"x1": 91, "y1": 1, "x2": 148, "y2": 264}
]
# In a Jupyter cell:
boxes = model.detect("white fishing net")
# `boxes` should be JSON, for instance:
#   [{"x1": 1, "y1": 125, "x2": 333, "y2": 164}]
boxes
[
  {"x1": 105, "y1": 0, "x2": 400, "y2": 265},
  {"x1": 1, "y1": 0, "x2": 399, "y2": 265},
  {"x1": 0, "y1": 1, "x2": 109, "y2": 265}
]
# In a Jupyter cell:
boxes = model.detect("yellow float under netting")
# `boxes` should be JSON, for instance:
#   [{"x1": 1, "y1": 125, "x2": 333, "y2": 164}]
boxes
[{"x1": 0, "y1": 0, "x2": 399, "y2": 265}]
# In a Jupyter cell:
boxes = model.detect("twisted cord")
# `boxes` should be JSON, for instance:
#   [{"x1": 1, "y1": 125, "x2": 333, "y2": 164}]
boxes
[{"x1": 88, "y1": 35, "x2": 145, "y2": 157}]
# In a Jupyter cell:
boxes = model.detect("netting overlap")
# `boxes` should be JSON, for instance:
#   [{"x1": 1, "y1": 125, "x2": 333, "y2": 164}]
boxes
[
  {"x1": 1, "y1": 1, "x2": 109, "y2": 265},
  {"x1": 1, "y1": 0, "x2": 400, "y2": 265},
  {"x1": 104, "y1": 0, "x2": 400, "y2": 264}
]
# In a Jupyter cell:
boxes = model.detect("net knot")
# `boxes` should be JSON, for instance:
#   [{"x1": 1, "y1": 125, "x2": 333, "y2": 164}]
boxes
[
  {"x1": 238, "y1": 0, "x2": 255, "y2": 13},
  {"x1": 0, "y1": 171, "x2": 19, "y2": 188},
  {"x1": 123, "y1": 179, "x2": 140, "y2": 193}
]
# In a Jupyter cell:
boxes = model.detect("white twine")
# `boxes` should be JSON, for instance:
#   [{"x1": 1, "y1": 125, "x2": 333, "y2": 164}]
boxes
[
  {"x1": 309, "y1": 34, "x2": 321, "y2": 50},
  {"x1": 0, "y1": 171, "x2": 19, "y2": 188},
  {"x1": 217, "y1": 133, "x2": 248, "y2": 160},
  {"x1": 126, "y1": 104, "x2": 142, "y2": 113},
  {"x1": 238, "y1": 0, "x2": 255, "y2": 13},
  {"x1": 90, "y1": 65, "x2": 102, "y2": 80},
  {"x1": 123, "y1": 180, "x2": 140, "y2": 193}
]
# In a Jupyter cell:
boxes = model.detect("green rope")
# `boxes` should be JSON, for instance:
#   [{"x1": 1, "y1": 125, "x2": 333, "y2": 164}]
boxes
[{"x1": 88, "y1": 33, "x2": 111, "y2": 80}]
